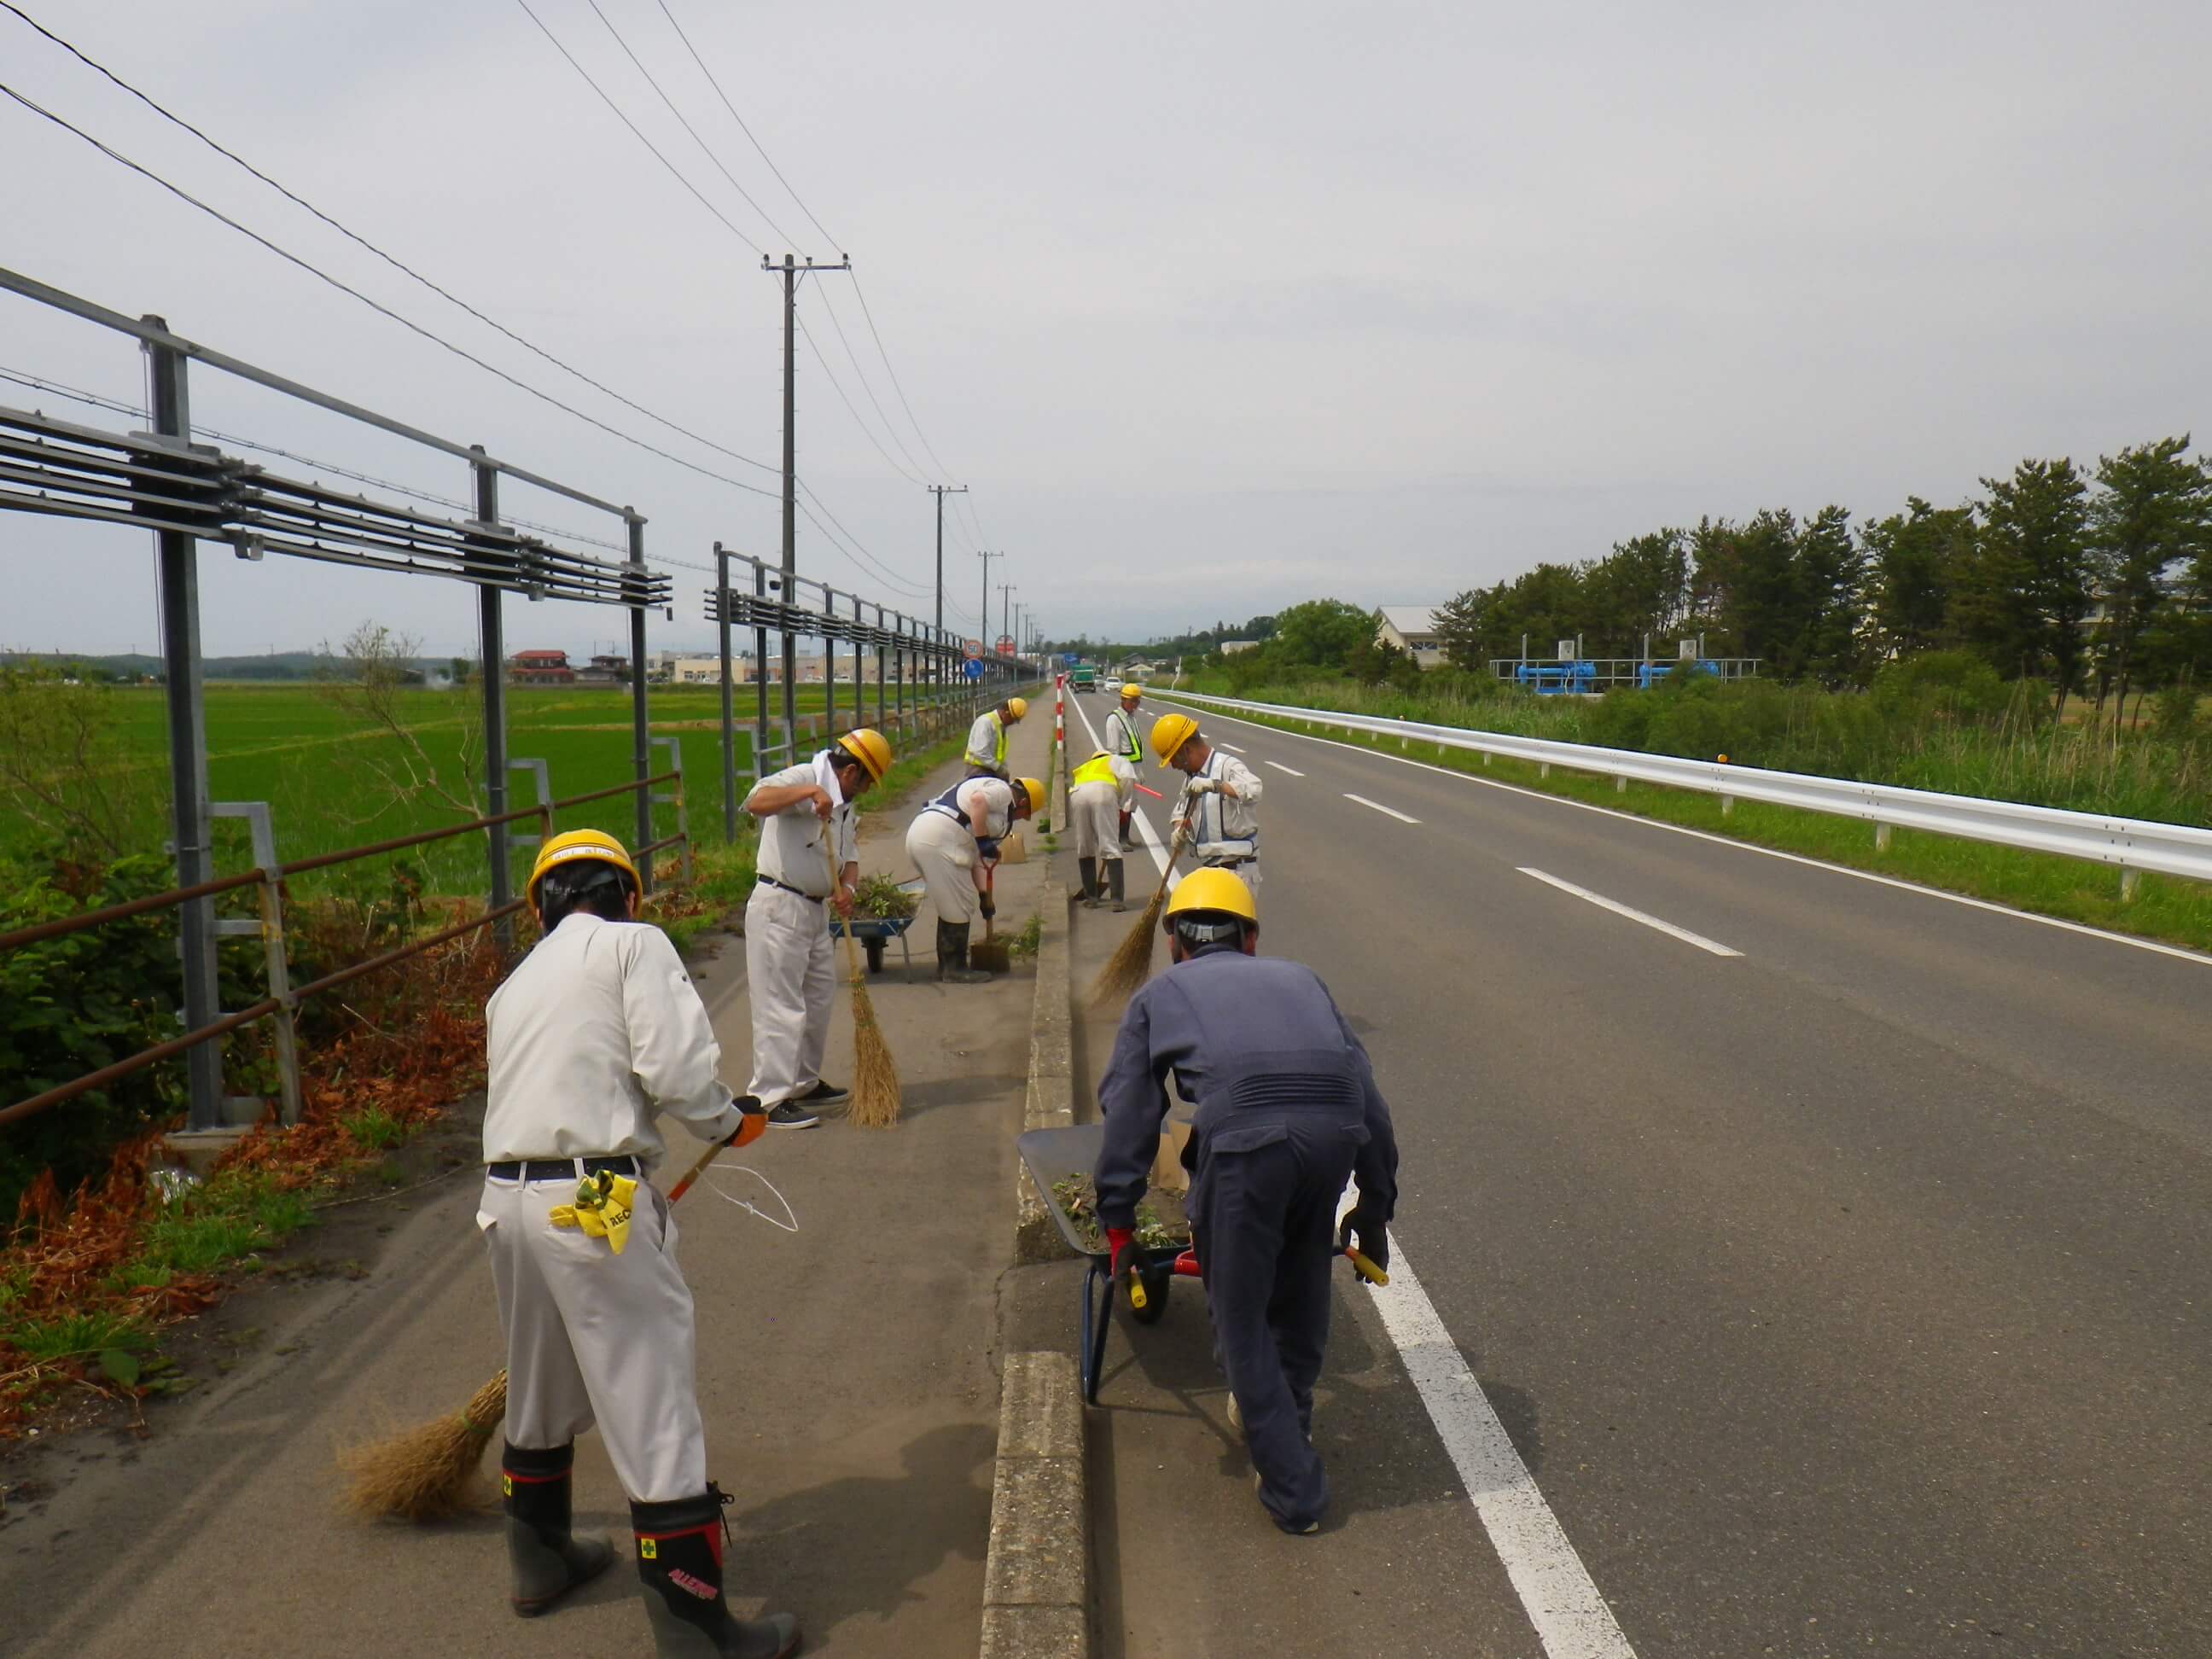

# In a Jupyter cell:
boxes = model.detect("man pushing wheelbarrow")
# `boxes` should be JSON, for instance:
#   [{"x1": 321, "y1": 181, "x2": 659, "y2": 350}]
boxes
[{"x1": 1091, "y1": 870, "x2": 1400, "y2": 1536}]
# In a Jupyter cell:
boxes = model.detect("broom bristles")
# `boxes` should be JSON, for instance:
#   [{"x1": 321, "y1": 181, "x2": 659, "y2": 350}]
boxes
[
  {"x1": 1087, "y1": 880, "x2": 1168, "y2": 1005},
  {"x1": 845, "y1": 966, "x2": 902, "y2": 1127},
  {"x1": 337, "y1": 1370, "x2": 506, "y2": 1522}
]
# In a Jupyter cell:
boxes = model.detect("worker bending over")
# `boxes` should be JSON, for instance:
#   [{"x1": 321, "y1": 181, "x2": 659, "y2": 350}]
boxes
[
  {"x1": 1068, "y1": 748, "x2": 1136, "y2": 910},
  {"x1": 1091, "y1": 871, "x2": 1397, "y2": 1536},
  {"x1": 963, "y1": 695, "x2": 1027, "y2": 780},
  {"x1": 1103, "y1": 684, "x2": 1144, "y2": 846},
  {"x1": 905, "y1": 772, "x2": 1045, "y2": 981},
  {"x1": 1150, "y1": 712, "x2": 1264, "y2": 894},
  {"x1": 741, "y1": 729, "x2": 891, "y2": 1130},
  {"x1": 480, "y1": 830, "x2": 797, "y2": 1657}
]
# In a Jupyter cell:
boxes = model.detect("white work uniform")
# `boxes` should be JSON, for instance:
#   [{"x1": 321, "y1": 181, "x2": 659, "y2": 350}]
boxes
[
  {"x1": 1070, "y1": 755, "x2": 1135, "y2": 864},
  {"x1": 1103, "y1": 703, "x2": 1144, "y2": 768},
  {"x1": 963, "y1": 709, "x2": 1009, "y2": 774},
  {"x1": 744, "y1": 751, "x2": 858, "y2": 1108},
  {"x1": 1171, "y1": 748, "x2": 1265, "y2": 896},
  {"x1": 905, "y1": 777, "x2": 1015, "y2": 924},
  {"x1": 478, "y1": 911, "x2": 745, "y2": 1504}
]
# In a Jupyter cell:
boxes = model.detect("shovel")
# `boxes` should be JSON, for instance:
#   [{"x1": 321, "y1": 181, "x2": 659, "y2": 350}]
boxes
[{"x1": 969, "y1": 863, "x2": 1012, "y2": 974}]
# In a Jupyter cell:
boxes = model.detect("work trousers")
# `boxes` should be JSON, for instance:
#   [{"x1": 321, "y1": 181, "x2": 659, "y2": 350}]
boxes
[
  {"x1": 1196, "y1": 858, "x2": 1260, "y2": 899},
  {"x1": 1069, "y1": 781, "x2": 1122, "y2": 864},
  {"x1": 744, "y1": 882, "x2": 833, "y2": 1106},
  {"x1": 478, "y1": 1170, "x2": 707, "y2": 1504},
  {"x1": 905, "y1": 810, "x2": 981, "y2": 923},
  {"x1": 1188, "y1": 1116, "x2": 1358, "y2": 1531}
]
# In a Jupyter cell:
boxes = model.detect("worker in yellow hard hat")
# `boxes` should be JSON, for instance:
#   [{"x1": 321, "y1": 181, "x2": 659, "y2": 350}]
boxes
[
  {"x1": 1150, "y1": 712, "x2": 1264, "y2": 896},
  {"x1": 1068, "y1": 748, "x2": 1137, "y2": 910},
  {"x1": 1103, "y1": 684, "x2": 1144, "y2": 846},
  {"x1": 963, "y1": 695, "x2": 1028, "y2": 781},
  {"x1": 1091, "y1": 870, "x2": 1397, "y2": 1539},
  {"x1": 905, "y1": 772, "x2": 1044, "y2": 981},
  {"x1": 483, "y1": 830, "x2": 795, "y2": 1656},
  {"x1": 741, "y1": 727, "x2": 893, "y2": 1128}
]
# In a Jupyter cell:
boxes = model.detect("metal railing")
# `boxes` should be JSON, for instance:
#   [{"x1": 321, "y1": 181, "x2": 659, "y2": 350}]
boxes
[
  {"x1": 1151, "y1": 688, "x2": 2212, "y2": 891},
  {"x1": 0, "y1": 765, "x2": 688, "y2": 1130}
]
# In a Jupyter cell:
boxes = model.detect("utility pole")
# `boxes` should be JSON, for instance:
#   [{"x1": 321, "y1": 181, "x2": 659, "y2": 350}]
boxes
[
  {"x1": 999, "y1": 584, "x2": 1016, "y2": 661},
  {"x1": 763, "y1": 251, "x2": 850, "y2": 738},
  {"x1": 929, "y1": 484, "x2": 966, "y2": 695},
  {"x1": 976, "y1": 549, "x2": 1002, "y2": 683}
]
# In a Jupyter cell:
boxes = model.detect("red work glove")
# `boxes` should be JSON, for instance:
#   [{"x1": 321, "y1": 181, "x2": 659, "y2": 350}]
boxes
[
  {"x1": 727, "y1": 1099, "x2": 770, "y2": 1150},
  {"x1": 1103, "y1": 1226, "x2": 1135, "y2": 1276}
]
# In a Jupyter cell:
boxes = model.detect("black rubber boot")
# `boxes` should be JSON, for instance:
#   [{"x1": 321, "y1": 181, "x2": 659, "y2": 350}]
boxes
[
  {"x1": 632, "y1": 1489, "x2": 800, "y2": 1658},
  {"x1": 1077, "y1": 857, "x2": 1100, "y2": 906},
  {"x1": 1107, "y1": 859, "x2": 1126, "y2": 912},
  {"x1": 1118, "y1": 810, "x2": 1133, "y2": 847},
  {"x1": 504, "y1": 1441, "x2": 614, "y2": 1617},
  {"x1": 935, "y1": 919, "x2": 988, "y2": 984}
]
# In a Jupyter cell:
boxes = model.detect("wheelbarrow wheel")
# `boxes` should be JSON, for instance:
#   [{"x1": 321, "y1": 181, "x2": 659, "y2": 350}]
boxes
[
  {"x1": 1126, "y1": 1252, "x2": 1171, "y2": 1325},
  {"x1": 864, "y1": 936, "x2": 886, "y2": 974},
  {"x1": 1078, "y1": 1260, "x2": 1112, "y2": 1406}
]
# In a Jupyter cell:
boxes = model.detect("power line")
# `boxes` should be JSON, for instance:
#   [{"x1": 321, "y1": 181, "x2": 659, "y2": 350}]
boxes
[
  {"x1": 649, "y1": 0, "x2": 839, "y2": 250},
  {"x1": 511, "y1": 0, "x2": 765, "y2": 257},
  {"x1": 580, "y1": 0, "x2": 797, "y2": 249},
  {"x1": 0, "y1": 0, "x2": 782, "y2": 485},
  {"x1": 0, "y1": 78, "x2": 783, "y2": 504},
  {"x1": 793, "y1": 308, "x2": 927, "y2": 486},
  {"x1": 849, "y1": 271, "x2": 958, "y2": 480},
  {"x1": 812, "y1": 282, "x2": 935, "y2": 483}
]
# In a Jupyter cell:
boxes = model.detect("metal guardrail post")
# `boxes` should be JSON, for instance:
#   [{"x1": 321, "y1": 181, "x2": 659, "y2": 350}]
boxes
[
  {"x1": 649, "y1": 736, "x2": 692, "y2": 887},
  {"x1": 473, "y1": 447, "x2": 513, "y2": 948},
  {"x1": 508, "y1": 759, "x2": 553, "y2": 876},
  {"x1": 145, "y1": 318, "x2": 227, "y2": 1132},
  {"x1": 211, "y1": 802, "x2": 301, "y2": 1126},
  {"x1": 627, "y1": 512, "x2": 654, "y2": 895},
  {"x1": 823, "y1": 584, "x2": 838, "y2": 735},
  {"x1": 716, "y1": 541, "x2": 736, "y2": 845},
  {"x1": 753, "y1": 555, "x2": 771, "y2": 799}
]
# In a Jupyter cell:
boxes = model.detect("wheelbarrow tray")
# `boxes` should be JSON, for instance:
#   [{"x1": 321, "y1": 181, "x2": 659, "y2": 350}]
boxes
[{"x1": 1018, "y1": 1123, "x2": 1190, "y2": 1404}]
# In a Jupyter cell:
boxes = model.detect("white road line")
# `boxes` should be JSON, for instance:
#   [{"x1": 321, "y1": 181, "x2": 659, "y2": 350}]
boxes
[
  {"x1": 1345, "y1": 793, "x2": 1420, "y2": 824},
  {"x1": 1071, "y1": 690, "x2": 1174, "y2": 878},
  {"x1": 1214, "y1": 740, "x2": 1246, "y2": 751},
  {"x1": 1155, "y1": 697, "x2": 2212, "y2": 969},
  {"x1": 1341, "y1": 1193, "x2": 1638, "y2": 1659},
  {"x1": 1519, "y1": 867, "x2": 1743, "y2": 958},
  {"x1": 1264, "y1": 760, "x2": 1306, "y2": 777}
]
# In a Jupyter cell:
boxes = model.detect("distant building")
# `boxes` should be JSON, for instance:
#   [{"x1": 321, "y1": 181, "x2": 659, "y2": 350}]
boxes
[
  {"x1": 1218, "y1": 640, "x2": 1260, "y2": 656},
  {"x1": 508, "y1": 649, "x2": 573, "y2": 685},
  {"x1": 1376, "y1": 606, "x2": 1446, "y2": 669},
  {"x1": 573, "y1": 653, "x2": 630, "y2": 686}
]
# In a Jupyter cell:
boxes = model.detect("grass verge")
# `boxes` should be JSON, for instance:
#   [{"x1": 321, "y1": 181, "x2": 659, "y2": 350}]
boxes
[{"x1": 1165, "y1": 697, "x2": 2212, "y2": 952}]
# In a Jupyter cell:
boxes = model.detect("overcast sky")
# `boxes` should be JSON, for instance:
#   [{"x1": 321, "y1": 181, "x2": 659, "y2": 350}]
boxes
[{"x1": 4, "y1": 0, "x2": 2208, "y2": 661}]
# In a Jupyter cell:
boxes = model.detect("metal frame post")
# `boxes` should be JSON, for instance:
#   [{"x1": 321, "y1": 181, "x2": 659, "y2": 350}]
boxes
[
  {"x1": 472, "y1": 447, "x2": 512, "y2": 945},
  {"x1": 716, "y1": 541, "x2": 736, "y2": 843},
  {"x1": 874, "y1": 600, "x2": 888, "y2": 731},
  {"x1": 824, "y1": 584, "x2": 838, "y2": 733},
  {"x1": 211, "y1": 801, "x2": 300, "y2": 1126},
  {"x1": 753, "y1": 556, "x2": 771, "y2": 795},
  {"x1": 146, "y1": 320, "x2": 225, "y2": 1132},
  {"x1": 627, "y1": 512, "x2": 654, "y2": 894}
]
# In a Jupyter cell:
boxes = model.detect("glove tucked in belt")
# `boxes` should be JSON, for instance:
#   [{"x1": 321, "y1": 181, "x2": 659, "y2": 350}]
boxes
[{"x1": 548, "y1": 1169, "x2": 639, "y2": 1254}]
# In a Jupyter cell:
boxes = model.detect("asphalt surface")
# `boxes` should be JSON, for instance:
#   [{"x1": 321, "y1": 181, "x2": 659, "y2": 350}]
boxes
[{"x1": 1070, "y1": 690, "x2": 2212, "y2": 1658}]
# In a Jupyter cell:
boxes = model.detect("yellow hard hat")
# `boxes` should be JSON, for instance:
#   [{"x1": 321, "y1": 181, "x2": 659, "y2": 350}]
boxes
[
  {"x1": 1149, "y1": 712, "x2": 1200, "y2": 767},
  {"x1": 1119, "y1": 684, "x2": 1142, "y2": 702},
  {"x1": 527, "y1": 829, "x2": 639, "y2": 906},
  {"x1": 836, "y1": 727, "x2": 892, "y2": 782},
  {"x1": 1013, "y1": 777, "x2": 1046, "y2": 813},
  {"x1": 1162, "y1": 867, "x2": 1256, "y2": 927},
  {"x1": 1005, "y1": 696, "x2": 1029, "y2": 720}
]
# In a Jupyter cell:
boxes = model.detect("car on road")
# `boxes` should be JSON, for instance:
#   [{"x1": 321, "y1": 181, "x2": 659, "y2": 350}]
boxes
[{"x1": 1103, "y1": 676, "x2": 1122, "y2": 693}]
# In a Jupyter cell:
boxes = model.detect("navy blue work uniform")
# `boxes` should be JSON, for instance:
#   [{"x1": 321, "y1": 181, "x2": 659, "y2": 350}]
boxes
[{"x1": 1093, "y1": 946, "x2": 1398, "y2": 1532}]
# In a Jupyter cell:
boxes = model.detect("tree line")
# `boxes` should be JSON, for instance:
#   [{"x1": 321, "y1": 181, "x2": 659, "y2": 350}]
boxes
[{"x1": 1433, "y1": 435, "x2": 2212, "y2": 717}]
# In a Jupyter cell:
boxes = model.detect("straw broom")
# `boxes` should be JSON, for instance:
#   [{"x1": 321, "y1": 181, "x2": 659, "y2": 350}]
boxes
[
  {"x1": 824, "y1": 835, "x2": 902, "y2": 1128},
  {"x1": 336, "y1": 1129, "x2": 750, "y2": 1521},
  {"x1": 1086, "y1": 800, "x2": 1193, "y2": 1007}
]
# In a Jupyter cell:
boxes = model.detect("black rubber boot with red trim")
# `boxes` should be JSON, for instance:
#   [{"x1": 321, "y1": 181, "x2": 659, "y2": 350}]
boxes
[
  {"x1": 502, "y1": 1441, "x2": 615, "y2": 1616},
  {"x1": 632, "y1": 1486, "x2": 800, "y2": 1658}
]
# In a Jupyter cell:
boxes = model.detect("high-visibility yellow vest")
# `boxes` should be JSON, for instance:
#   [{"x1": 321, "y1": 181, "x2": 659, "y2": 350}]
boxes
[
  {"x1": 1107, "y1": 707, "x2": 1141, "y2": 764},
  {"x1": 991, "y1": 713, "x2": 1008, "y2": 770},
  {"x1": 1071, "y1": 752, "x2": 1119, "y2": 789}
]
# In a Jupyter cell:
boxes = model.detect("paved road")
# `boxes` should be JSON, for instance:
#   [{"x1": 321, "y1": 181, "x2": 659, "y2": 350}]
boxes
[{"x1": 1071, "y1": 690, "x2": 2212, "y2": 1658}]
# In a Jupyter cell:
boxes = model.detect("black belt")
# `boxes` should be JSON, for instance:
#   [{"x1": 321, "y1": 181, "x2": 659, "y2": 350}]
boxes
[
  {"x1": 486, "y1": 1154, "x2": 640, "y2": 1182},
  {"x1": 756, "y1": 875, "x2": 824, "y2": 903}
]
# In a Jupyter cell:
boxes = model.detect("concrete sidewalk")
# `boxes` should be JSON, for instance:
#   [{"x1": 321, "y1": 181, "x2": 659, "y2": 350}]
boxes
[{"x1": 3, "y1": 713, "x2": 1055, "y2": 1658}]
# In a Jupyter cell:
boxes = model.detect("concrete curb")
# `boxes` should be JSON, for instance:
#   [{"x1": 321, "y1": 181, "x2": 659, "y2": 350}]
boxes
[
  {"x1": 1016, "y1": 871, "x2": 1079, "y2": 1264},
  {"x1": 979, "y1": 1350, "x2": 1089, "y2": 1658}
]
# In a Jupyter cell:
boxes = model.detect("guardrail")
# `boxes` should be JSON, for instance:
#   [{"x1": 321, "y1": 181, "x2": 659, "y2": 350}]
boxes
[
  {"x1": 0, "y1": 765, "x2": 688, "y2": 1131},
  {"x1": 1151, "y1": 688, "x2": 2212, "y2": 891}
]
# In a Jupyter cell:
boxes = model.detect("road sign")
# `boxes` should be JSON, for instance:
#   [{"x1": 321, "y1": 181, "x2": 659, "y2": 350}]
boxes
[
  {"x1": 1062, "y1": 653, "x2": 1079, "y2": 667},
  {"x1": 995, "y1": 635, "x2": 1015, "y2": 656},
  {"x1": 964, "y1": 638, "x2": 984, "y2": 660},
  {"x1": 963, "y1": 657, "x2": 985, "y2": 680}
]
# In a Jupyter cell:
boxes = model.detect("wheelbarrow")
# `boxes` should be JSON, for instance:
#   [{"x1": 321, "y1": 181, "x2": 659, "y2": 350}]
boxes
[
  {"x1": 1016, "y1": 1122, "x2": 1387, "y2": 1406},
  {"x1": 830, "y1": 877, "x2": 925, "y2": 976}
]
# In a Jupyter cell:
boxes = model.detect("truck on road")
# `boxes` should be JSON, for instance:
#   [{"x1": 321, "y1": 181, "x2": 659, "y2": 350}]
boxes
[{"x1": 1070, "y1": 661, "x2": 1097, "y2": 693}]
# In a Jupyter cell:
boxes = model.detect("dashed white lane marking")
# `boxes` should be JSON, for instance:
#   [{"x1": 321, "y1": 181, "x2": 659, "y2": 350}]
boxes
[
  {"x1": 1072, "y1": 691, "x2": 1174, "y2": 879},
  {"x1": 1214, "y1": 740, "x2": 1246, "y2": 751},
  {"x1": 1344, "y1": 793, "x2": 1420, "y2": 824},
  {"x1": 1519, "y1": 867, "x2": 1743, "y2": 958},
  {"x1": 1264, "y1": 760, "x2": 1305, "y2": 777},
  {"x1": 1339, "y1": 1190, "x2": 1639, "y2": 1659},
  {"x1": 1152, "y1": 696, "x2": 2212, "y2": 970}
]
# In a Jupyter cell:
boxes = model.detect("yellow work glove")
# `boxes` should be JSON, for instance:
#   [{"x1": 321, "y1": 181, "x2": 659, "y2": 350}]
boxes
[{"x1": 547, "y1": 1170, "x2": 639, "y2": 1255}]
